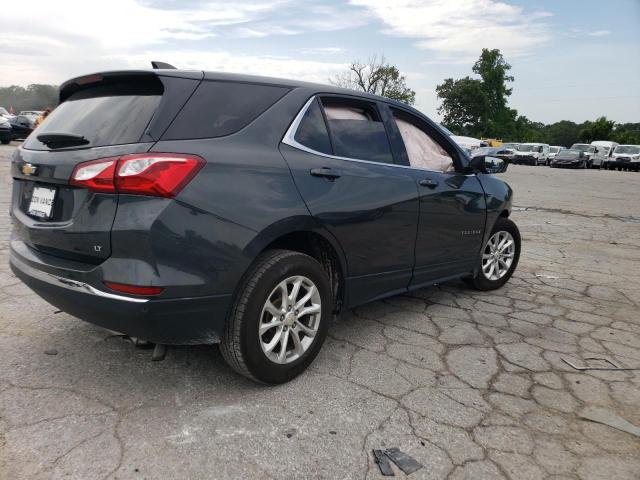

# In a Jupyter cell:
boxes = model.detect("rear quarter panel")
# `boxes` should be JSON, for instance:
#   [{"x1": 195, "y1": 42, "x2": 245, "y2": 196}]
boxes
[{"x1": 142, "y1": 88, "x2": 330, "y2": 296}]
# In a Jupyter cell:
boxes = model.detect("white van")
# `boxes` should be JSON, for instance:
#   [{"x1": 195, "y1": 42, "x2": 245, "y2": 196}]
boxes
[
  {"x1": 608, "y1": 145, "x2": 640, "y2": 171},
  {"x1": 590, "y1": 140, "x2": 619, "y2": 169},
  {"x1": 514, "y1": 143, "x2": 550, "y2": 166}
]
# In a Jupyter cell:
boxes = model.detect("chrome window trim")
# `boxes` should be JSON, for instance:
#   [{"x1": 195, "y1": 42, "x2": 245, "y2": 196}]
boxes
[
  {"x1": 11, "y1": 256, "x2": 150, "y2": 304},
  {"x1": 281, "y1": 95, "x2": 460, "y2": 175}
]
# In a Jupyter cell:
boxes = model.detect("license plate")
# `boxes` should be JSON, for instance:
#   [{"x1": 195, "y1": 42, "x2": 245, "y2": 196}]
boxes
[{"x1": 28, "y1": 186, "x2": 57, "y2": 219}]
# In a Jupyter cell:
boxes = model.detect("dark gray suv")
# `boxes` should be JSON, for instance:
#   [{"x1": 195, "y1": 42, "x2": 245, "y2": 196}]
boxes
[{"x1": 10, "y1": 69, "x2": 520, "y2": 384}]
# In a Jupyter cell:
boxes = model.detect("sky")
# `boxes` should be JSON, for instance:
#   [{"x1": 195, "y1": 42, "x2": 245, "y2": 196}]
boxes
[{"x1": 1, "y1": 0, "x2": 638, "y2": 124}]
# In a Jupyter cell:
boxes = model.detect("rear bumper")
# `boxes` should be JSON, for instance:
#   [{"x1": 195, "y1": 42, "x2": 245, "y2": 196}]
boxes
[{"x1": 10, "y1": 248, "x2": 231, "y2": 345}]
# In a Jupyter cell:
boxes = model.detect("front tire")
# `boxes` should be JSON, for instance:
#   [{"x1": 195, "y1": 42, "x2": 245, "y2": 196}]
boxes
[
  {"x1": 465, "y1": 217, "x2": 521, "y2": 291},
  {"x1": 220, "y1": 249, "x2": 332, "y2": 384}
]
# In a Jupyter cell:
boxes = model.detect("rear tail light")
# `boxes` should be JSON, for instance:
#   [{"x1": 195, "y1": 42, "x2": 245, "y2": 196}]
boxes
[
  {"x1": 104, "y1": 281, "x2": 164, "y2": 296},
  {"x1": 116, "y1": 153, "x2": 204, "y2": 197},
  {"x1": 70, "y1": 157, "x2": 118, "y2": 193},
  {"x1": 70, "y1": 153, "x2": 204, "y2": 198}
]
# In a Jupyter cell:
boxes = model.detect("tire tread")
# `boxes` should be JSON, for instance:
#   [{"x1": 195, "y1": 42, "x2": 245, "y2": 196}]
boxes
[{"x1": 220, "y1": 249, "x2": 306, "y2": 382}]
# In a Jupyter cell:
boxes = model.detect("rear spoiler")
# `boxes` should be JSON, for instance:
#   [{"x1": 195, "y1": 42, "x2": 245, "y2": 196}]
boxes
[{"x1": 59, "y1": 70, "x2": 203, "y2": 103}]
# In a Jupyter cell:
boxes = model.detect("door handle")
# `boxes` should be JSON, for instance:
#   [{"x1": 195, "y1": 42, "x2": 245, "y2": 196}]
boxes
[
  {"x1": 419, "y1": 178, "x2": 438, "y2": 188},
  {"x1": 310, "y1": 167, "x2": 341, "y2": 180}
]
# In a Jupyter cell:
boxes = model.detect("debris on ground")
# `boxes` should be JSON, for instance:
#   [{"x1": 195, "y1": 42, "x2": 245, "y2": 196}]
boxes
[
  {"x1": 373, "y1": 448, "x2": 423, "y2": 476},
  {"x1": 562, "y1": 356, "x2": 639, "y2": 371},
  {"x1": 44, "y1": 348, "x2": 58, "y2": 355},
  {"x1": 151, "y1": 343, "x2": 168, "y2": 361},
  {"x1": 373, "y1": 449, "x2": 394, "y2": 476},
  {"x1": 579, "y1": 406, "x2": 640, "y2": 438}
]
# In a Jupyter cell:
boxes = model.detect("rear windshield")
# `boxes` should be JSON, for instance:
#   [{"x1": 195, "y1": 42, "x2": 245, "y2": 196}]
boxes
[{"x1": 25, "y1": 79, "x2": 162, "y2": 150}]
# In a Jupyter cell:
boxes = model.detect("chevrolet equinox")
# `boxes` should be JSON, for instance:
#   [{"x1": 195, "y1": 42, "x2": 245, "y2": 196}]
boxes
[{"x1": 10, "y1": 68, "x2": 520, "y2": 384}]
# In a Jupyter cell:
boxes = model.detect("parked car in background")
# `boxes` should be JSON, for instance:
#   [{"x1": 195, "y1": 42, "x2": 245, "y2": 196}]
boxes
[
  {"x1": 607, "y1": 145, "x2": 640, "y2": 171},
  {"x1": 497, "y1": 142, "x2": 519, "y2": 163},
  {"x1": 570, "y1": 143, "x2": 596, "y2": 167},
  {"x1": 18, "y1": 110, "x2": 43, "y2": 117},
  {"x1": 0, "y1": 116, "x2": 12, "y2": 144},
  {"x1": 550, "y1": 149, "x2": 589, "y2": 169},
  {"x1": 470, "y1": 147, "x2": 513, "y2": 172},
  {"x1": 9, "y1": 114, "x2": 36, "y2": 140},
  {"x1": 438, "y1": 125, "x2": 487, "y2": 154},
  {"x1": 514, "y1": 143, "x2": 549, "y2": 165},
  {"x1": 547, "y1": 146, "x2": 564, "y2": 165},
  {"x1": 590, "y1": 140, "x2": 618, "y2": 169},
  {"x1": 9, "y1": 68, "x2": 520, "y2": 384},
  {"x1": 0, "y1": 107, "x2": 14, "y2": 119},
  {"x1": 502, "y1": 142, "x2": 520, "y2": 150}
]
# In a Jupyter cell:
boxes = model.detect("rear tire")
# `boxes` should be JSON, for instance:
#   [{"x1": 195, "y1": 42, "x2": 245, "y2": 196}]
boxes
[
  {"x1": 0, "y1": 139, "x2": 9, "y2": 145},
  {"x1": 220, "y1": 249, "x2": 332, "y2": 384},
  {"x1": 465, "y1": 217, "x2": 521, "y2": 291}
]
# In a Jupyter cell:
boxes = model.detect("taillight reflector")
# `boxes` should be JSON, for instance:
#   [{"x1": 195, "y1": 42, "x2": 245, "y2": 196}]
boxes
[
  {"x1": 69, "y1": 153, "x2": 204, "y2": 198},
  {"x1": 103, "y1": 282, "x2": 164, "y2": 296}
]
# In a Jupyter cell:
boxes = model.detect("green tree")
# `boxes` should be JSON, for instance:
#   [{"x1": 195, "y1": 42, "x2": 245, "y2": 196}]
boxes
[
  {"x1": 611, "y1": 123, "x2": 640, "y2": 145},
  {"x1": 436, "y1": 49, "x2": 515, "y2": 137},
  {"x1": 578, "y1": 116, "x2": 615, "y2": 142},
  {"x1": 329, "y1": 56, "x2": 416, "y2": 105},
  {"x1": 473, "y1": 50, "x2": 513, "y2": 108},
  {"x1": 472, "y1": 48, "x2": 514, "y2": 135},
  {"x1": 435, "y1": 77, "x2": 487, "y2": 135},
  {"x1": 542, "y1": 120, "x2": 581, "y2": 147}
]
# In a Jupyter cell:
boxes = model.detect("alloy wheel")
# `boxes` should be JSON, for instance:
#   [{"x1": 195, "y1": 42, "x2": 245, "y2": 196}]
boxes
[
  {"x1": 258, "y1": 275, "x2": 321, "y2": 364},
  {"x1": 481, "y1": 231, "x2": 516, "y2": 281}
]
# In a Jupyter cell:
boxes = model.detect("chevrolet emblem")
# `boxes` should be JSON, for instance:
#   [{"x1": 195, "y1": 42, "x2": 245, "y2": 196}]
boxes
[{"x1": 22, "y1": 163, "x2": 37, "y2": 176}]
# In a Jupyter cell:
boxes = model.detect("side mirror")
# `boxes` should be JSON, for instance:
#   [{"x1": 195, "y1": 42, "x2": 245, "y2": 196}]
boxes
[
  {"x1": 468, "y1": 155, "x2": 507, "y2": 174},
  {"x1": 485, "y1": 155, "x2": 508, "y2": 173}
]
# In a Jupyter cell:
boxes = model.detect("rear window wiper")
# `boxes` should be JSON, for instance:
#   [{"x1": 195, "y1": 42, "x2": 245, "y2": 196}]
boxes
[{"x1": 37, "y1": 132, "x2": 90, "y2": 149}]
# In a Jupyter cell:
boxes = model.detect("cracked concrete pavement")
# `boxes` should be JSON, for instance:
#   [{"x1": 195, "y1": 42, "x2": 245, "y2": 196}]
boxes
[{"x1": 1, "y1": 142, "x2": 639, "y2": 479}]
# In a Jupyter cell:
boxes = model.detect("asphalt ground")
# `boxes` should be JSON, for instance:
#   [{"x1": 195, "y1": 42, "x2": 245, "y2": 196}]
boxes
[{"x1": 1, "y1": 142, "x2": 639, "y2": 479}]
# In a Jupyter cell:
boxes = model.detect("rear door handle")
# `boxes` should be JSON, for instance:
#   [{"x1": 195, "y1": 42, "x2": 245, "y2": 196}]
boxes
[
  {"x1": 310, "y1": 167, "x2": 341, "y2": 180},
  {"x1": 418, "y1": 178, "x2": 438, "y2": 188}
]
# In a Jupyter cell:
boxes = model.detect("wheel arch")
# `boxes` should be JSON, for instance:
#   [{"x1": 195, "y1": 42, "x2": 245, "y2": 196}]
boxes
[{"x1": 243, "y1": 217, "x2": 347, "y2": 314}]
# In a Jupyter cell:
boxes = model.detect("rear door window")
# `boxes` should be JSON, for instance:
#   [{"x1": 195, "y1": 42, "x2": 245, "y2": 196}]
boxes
[
  {"x1": 293, "y1": 99, "x2": 332, "y2": 155},
  {"x1": 320, "y1": 97, "x2": 393, "y2": 164},
  {"x1": 163, "y1": 81, "x2": 289, "y2": 140},
  {"x1": 24, "y1": 79, "x2": 163, "y2": 150}
]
